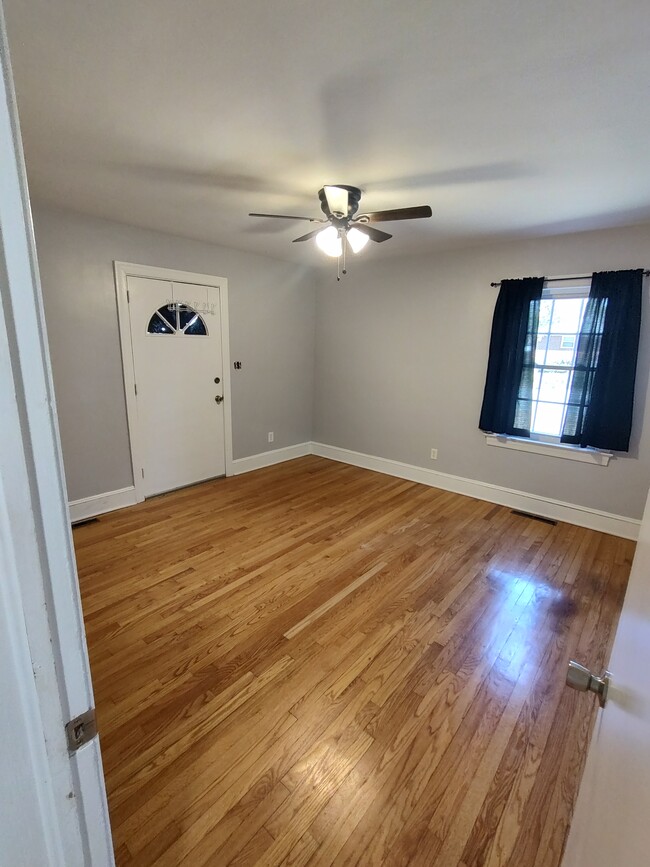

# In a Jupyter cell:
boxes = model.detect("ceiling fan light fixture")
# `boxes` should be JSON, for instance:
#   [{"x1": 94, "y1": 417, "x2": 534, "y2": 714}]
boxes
[
  {"x1": 323, "y1": 185, "x2": 349, "y2": 218},
  {"x1": 316, "y1": 225, "x2": 343, "y2": 257},
  {"x1": 347, "y1": 227, "x2": 370, "y2": 254},
  {"x1": 250, "y1": 185, "x2": 432, "y2": 276}
]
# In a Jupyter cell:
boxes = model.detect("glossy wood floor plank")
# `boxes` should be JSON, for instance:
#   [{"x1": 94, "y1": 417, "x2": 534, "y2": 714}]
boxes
[{"x1": 73, "y1": 456, "x2": 633, "y2": 866}]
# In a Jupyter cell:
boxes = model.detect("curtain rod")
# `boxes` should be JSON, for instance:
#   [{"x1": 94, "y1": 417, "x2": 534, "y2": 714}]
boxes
[{"x1": 490, "y1": 270, "x2": 650, "y2": 287}]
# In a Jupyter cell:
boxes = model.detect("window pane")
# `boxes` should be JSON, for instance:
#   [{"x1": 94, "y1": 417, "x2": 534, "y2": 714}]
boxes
[
  {"x1": 147, "y1": 312, "x2": 174, "y2": 334},
  {"x1": 531, "y1": 402, "x2": 564, "y2": 436},
  {"x1": 535, "y1": 333, "x2": 548, "y2": 365},
  {"x1": 160, "y1": 305, "x2": 178, "y2": 329},
  {"x1": 550, "y1": 298, "x2": 583, "y2": 333},
  {"x1": 184, "y1": 315, "x2": 207, "y2": 336},
  {"x1": 538, "y1": 299, "x2": 553, "y2": 331},
  {"x1": 538, "y1": 369, "x2": 570, "y2": 403},
  {"x1": 546, "y1": 347, "x2": 575, "y2": 367},
  {"x1": 178, "y1": 307, "x2": 196, "y2": 329},
  {"x1": 514, "y1": 399, "x2": 533, "y2": 430}
]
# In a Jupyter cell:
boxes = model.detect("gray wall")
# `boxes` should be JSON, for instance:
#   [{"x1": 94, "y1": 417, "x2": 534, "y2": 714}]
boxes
[
  {"x1": 33, "y1": 201, "x2": 650, "y2": 520},
  {"x1": 313, "y1": 223, "x2": 650, "y2": 520},
  {"x1": 32, "y1": 203, "x2": 316, "y2": 502}
]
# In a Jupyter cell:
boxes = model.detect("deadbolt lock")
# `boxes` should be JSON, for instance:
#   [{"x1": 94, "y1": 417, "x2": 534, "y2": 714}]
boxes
[{"x1": 214, "y1": 377, "x2": 220, "y2": 384}]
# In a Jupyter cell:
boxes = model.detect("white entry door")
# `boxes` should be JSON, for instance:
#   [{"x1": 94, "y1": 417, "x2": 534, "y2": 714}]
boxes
[
  {"x1": 127, "y1": 276, "x2": 226, "y2": 497},
  {"x1": 562, "y1": 487, "x2": 650, "y2": 865}
]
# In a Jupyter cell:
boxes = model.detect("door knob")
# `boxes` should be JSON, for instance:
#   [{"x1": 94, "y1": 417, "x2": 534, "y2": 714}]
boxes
[
  {"x1": 214, "y1": 395, "x2": 223, "y2": 404},
  {"x1": 566, "y1": 660, "x2": 611, "y2": 708}
]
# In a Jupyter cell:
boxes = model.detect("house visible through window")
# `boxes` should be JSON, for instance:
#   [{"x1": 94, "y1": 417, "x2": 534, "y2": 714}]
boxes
[{"x1": 527, "y1": 282, "x2": 592, "y2": 441}]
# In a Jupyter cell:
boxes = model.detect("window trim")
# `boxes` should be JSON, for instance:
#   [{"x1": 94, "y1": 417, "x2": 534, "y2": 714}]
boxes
[{"x1": 485, "y1": 433, "x2": 612, "y2": 466}]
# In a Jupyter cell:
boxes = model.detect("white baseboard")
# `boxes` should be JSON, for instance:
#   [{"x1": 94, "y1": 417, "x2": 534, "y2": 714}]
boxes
[
  {"x1": 68, "y1": 486, "x2": 138, "y2": 523},
  {"x1": 231, "y1": 442, "x2": 312, "y2": 476},
  {"x1": 311, "y1": 442, "x2": 640, "y2": 540},
  {"x1": 67, "y1": 443, "x2": 641, "y2": 540}
]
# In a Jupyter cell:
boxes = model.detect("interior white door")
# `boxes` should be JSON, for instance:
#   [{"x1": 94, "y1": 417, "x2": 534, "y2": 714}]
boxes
[
  {"x1": 1, "y1": 4, "x2": 113, "y2": 862},
  {"x1": 562, "y1": 487, "x2": 650, "y2": 866},
  {"x1": 127, "y1": 276, "x2": 226, "y2": 497}
]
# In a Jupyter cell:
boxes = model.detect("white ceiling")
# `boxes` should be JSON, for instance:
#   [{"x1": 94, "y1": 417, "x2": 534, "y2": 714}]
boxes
[{"x1": 5, "y1": 0, "x2": 650, "y2": 264}]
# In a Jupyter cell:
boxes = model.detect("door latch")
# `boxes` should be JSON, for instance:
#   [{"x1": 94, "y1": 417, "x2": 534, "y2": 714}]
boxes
[{"x1": 65, "y1": 708, "x2": 98, "y2": 752}]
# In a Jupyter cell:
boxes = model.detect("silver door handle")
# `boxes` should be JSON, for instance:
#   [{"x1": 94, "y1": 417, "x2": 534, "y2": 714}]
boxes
[
  {"x1": 214, "y1": 395, "x2": 223, "y2": 404},
  {"x1": 566, "y1": 660, "x2": 611, "y2": 708}
]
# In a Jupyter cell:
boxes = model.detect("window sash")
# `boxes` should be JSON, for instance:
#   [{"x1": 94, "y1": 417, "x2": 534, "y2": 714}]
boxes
[{"x1": 524, "y1": 287, "x2": 592, "y2": 439}]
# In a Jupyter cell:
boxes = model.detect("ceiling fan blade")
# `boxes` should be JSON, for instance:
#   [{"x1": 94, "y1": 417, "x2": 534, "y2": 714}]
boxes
[
  {"x1": 324, "y1": 186, "x2": 349, "y2": 217},
  {"x1": 292, "y1": 229, "x2": 324, "y2": 243},
  {"x1": 350, "y1": 223, "x2": 392, "y2": 243},
  {"x1": 249, "y1": 212, "x2": 320, "y2": 221},
  {"x1": 359, "y1": 206, "x2": 433, "y2": 223}
]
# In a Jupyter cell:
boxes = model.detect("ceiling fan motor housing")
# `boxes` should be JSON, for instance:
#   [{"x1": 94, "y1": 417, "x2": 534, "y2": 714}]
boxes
[{"x1": 319, "y1": 185, "x2": 362, "y2": 221}]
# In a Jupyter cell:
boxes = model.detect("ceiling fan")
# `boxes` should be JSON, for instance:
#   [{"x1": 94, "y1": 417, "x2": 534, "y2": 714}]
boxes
[{"x1": 249, "y1": 185, "x2": 432, "y2": 278}]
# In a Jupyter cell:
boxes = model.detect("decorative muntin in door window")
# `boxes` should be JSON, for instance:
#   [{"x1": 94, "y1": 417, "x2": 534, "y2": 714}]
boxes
[{"x1": 146, "y1": 303, "x2": 208, "y2": 336}]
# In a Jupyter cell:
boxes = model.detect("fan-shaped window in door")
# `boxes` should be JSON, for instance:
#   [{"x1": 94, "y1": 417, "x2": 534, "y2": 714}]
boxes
[{"x1": 147, "y1": 304, "x2": 207, "y2": 336}]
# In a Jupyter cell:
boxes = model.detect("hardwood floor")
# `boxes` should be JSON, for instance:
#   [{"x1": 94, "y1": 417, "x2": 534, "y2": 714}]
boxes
[{"x1": 73, "y1": 456, "x2": 633, "y2": 866}]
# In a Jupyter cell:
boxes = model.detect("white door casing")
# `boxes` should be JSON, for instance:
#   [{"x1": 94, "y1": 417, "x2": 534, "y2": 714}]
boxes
[
  {"x1": 114, "y1": 262, "x2": 233, "y2": 501},
  {"x1": 0, "y1": 4, "x2": 114, "y2": 864},
  {"x1": 562, "y1": 484, "x2": 650, "y2": 866}
]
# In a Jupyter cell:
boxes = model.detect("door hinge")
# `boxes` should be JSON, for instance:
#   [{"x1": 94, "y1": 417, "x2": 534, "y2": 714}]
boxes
[
  {"x1": 65, "y1": 708, "x2": 97, "y2": 752},
  {"x1": 141, "y1": 468, "x2": 145, "y2": 479},
  {"x1": 126, "y1": 289, "x2": 130, "y2": 303},
  {"x1": 134, "y1": 382, "x2": 137, "y2": 395}
]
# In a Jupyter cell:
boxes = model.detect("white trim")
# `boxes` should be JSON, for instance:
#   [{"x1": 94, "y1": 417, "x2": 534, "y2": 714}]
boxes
[
  {"x1": 231, "y1": 442, "x2": 312, "y2": 475},
  {"x1": 113, "y1": 261, "x2": 234, "y2": 503},
  {"x1": 311, "y1": 442, "x2": 639, "y2": 540},
  {"x1": 0, "y1": 4, "x2": 114, "y2": 861},
  {"x1": 69, "y1": 486, "x2": 138, "y2": 523},
  {"x1": 485, "y1": 434, "x2": 612, "y2": 466},
  {"x1": 68, "y1": 440, "x2": 640, "y2": 539},
  {"x1": 218, "y1": 279, "x2": 234, "y2": 476},
  {"x1": 66, "y1": 445, "x2": 312, "y2": 516}
]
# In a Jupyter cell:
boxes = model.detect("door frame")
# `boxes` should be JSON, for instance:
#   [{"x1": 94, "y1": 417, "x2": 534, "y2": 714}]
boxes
[
  {"x1": 114, "y1": 261, "x2": 234, "y2": 502},
  {"x1": 1, "y1": 3, "x2": 113, "y2": 861}
]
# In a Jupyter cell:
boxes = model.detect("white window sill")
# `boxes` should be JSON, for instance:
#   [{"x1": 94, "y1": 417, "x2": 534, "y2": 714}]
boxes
[{"x1": 484, "y1": 434, "x2": 612, "y2": 466}]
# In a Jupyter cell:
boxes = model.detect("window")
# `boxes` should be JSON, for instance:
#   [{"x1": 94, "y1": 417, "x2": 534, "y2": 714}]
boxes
[
  {"x1": 479, "y1": 269, "x2": 643, "y2": 456},
  {"x1": 527, "y1": 284, "x2": 591, "y2": 441},
  {"x1": 147, "y1": 304, "x2": 207, "y2": 336}
]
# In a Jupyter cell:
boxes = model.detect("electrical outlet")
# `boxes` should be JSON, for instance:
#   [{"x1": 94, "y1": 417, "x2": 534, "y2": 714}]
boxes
[
  {"x1": 430, "y1": 448, "x2": 438, "y2": 460},
  {"x1": 268, "y1": 432, "x2": 274, "y2": 443}
]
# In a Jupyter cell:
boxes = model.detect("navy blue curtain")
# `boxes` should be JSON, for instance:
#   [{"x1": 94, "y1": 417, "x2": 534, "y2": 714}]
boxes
[
  {"x1": 561, "y1": 269, "x2": 643, "y2": 451},
  {"x1": 479, "y1": 277, "x2": 544, "y2": 436}
]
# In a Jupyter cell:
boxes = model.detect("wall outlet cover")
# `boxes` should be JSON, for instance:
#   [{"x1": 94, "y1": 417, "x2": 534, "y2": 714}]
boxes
[{"x1": 430, "y1": 448, "x2": 438, "y2": 460}]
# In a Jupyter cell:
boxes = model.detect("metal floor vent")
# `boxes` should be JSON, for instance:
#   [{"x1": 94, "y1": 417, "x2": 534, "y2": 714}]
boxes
[{"x1": 511, "y1": 509, "x2": 557, "y2": 526}]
